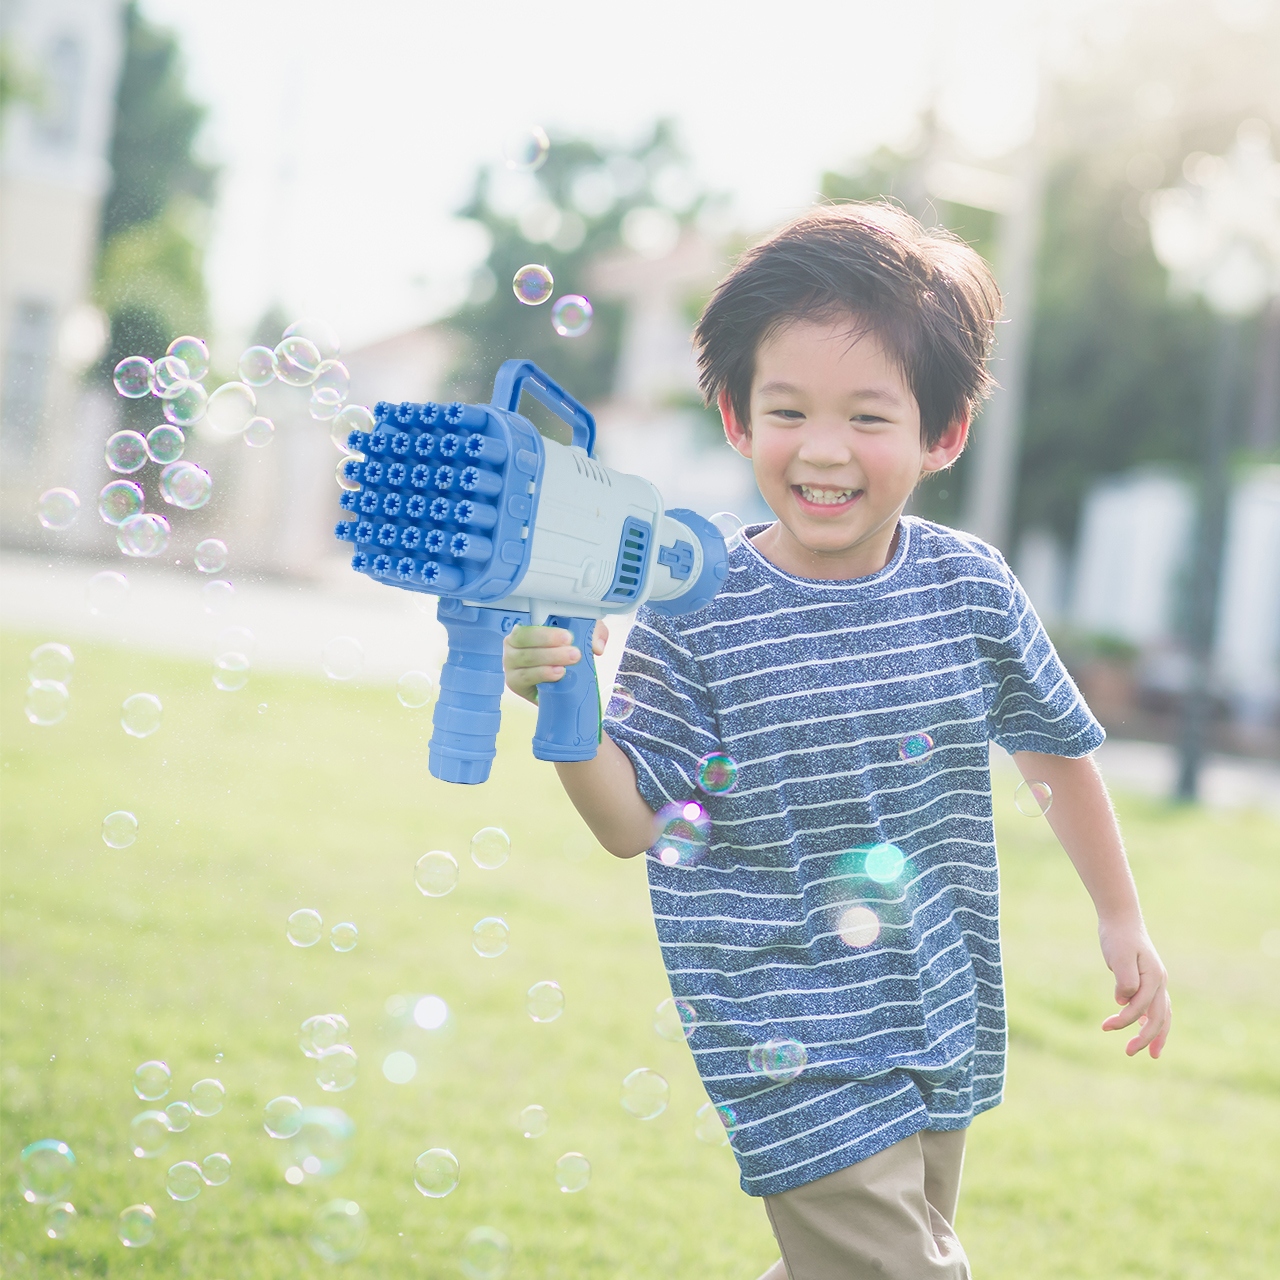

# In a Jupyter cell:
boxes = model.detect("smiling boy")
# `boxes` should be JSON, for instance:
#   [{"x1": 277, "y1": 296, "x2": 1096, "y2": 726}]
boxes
[{"x1": 504, "y1": 204, "x2": 1171, "y2": 1279}]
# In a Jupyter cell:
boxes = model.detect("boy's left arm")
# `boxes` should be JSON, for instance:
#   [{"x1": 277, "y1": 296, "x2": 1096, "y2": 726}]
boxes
[{"x1": 1010, "y1": 750, "x2": 1172, "y2": 1059}]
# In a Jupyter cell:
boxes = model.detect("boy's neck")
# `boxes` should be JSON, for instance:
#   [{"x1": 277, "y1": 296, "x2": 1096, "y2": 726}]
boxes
[{"x1": 750, "y1": 508, "x2": 905, "y2": 582}]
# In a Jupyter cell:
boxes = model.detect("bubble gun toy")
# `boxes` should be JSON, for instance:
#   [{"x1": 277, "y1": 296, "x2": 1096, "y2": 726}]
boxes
[{"x1": 334, "y1": 360, "x2": 728, "y2": 784}]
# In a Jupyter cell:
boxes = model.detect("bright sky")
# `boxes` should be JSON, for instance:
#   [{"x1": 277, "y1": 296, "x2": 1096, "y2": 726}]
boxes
[{"x1": 141, "y1": 0, "x2": 1058, "y2": 351}]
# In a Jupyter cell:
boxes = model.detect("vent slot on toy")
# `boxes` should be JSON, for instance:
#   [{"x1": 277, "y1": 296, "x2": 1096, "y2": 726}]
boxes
[{"x1": 604, "y1": 517, "x2": 652, "y2": 604}]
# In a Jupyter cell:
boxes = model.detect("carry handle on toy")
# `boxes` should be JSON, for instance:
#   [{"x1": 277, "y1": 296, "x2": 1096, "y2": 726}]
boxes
[
  {"x1": 491, "y1": 359, "x2": 597, "y2": 457},
  {"x1": 532, "y1": 615, "x2": 601, "y2": 763}
]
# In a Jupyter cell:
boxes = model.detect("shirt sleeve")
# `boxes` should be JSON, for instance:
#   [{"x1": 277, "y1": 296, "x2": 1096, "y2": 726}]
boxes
[
  {"x1": 603, "y1": 607, "x2": 720, "y2": 813},
  {"x1": 977, "y1": 562, "x2": 1106, "y2": 758}
]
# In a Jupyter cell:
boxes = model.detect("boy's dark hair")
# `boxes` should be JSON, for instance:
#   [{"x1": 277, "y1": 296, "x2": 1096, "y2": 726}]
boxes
[{"x1": 694, "y1": 203, "x2": 1002, "y2": 446}]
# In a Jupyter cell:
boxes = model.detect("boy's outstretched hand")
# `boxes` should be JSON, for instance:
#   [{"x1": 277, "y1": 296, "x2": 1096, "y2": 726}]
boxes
[
  {"x1": 1097, "y1": 917, "x2": 1172, "y2": 1058},
  {"x1": 503, "y1": 620, "x2": 610, "y2": 705}
]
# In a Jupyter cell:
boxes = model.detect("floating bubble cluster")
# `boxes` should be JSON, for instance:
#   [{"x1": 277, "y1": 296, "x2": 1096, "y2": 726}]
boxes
[
  {"x1": 551, "y1": 294, "x2": 593, "y2": 337},
  {"x1": 150, "y1": 354, "x2": 189, "y2": 397},
  {"x1": 44, "y1": 1202, "x2": 76, "y2": 1238},
  {"x1": 164, "y1": 381, "x2": 208, "y2": 426},
  {"x1": 526, "y1": 980, "x2": 564, "y2": 1022},
  {"x1": 415, "y1": 850, "x2": 459, "y2": 897},
  {"x1": 309, "y1": 1199, "x2": 367, "y2": 1263},
  {"x1": 116, "y1": 512, "x2": 171, "y2": 558},
  {"x1": 29, "y1": 642, "x2": 73, "y2": 684},
  {"x1": 25, "y1": 680, "x2": 69, "y2": 726},
  {"x1": 554, "y1": 1152, "x2": 591, "y2": 1193},
  {"x1": 275, "y1": 336, "x2": 322, "y2": 387},
  {"x1": 244, "y1": 415, "x2": 275, "y2": 447},
  {"x1": 1015, "y1": 779, "x2": 1054, "y2": 817},
  {"x1": 102, "y1": 810, "x2": 138, "y2": 849},
  {"x1": 472, "y1": 916, "x2": 509, "y2": 958},
  {"x1": 747, "y1": 1038, "x2": 808, "y2": 1082},
  {"x1": 513, "y1": 263, "x2": 554, "y2": 305},
  {"x1": 263, "y1": 1095, "x2": 304, "y2": 1139},
  {"x1": 470, "y1": 826, "x2": 511, "y2": 869},
  {"x1": 331, "y1": 402, "x2": 375, "y2": 451},
  {"x1": 202, "y1": 1151, "x2": 232, "y2": 1185},
  {"x1": 106, "y1": 430, "x2": 147, "y2": 473},
  {"x1": 300, "y1": 1014, "x2": 350, "y2": 1058},
  {"x1": 19, "y1": 1140, "x2": 75, "y2": 1203},
  {"x1": 129, "y1": 1111, "x2": 172, "y2": 1159},
  {"x1": 166, "y1": 1161, "x2": 203, "y2": 1201},
  {"x1": 133, "y1": 1060, "x2": 171, "y2": 1101},
  {"x1": 114, "y1": 356, "x2": 153, "y2": 398},
  {"x1": 190, "y1": 1077, "x2": 225, "y2": 1117},
  {"x1": 652, "y1": 800, "x2": 711, "y2": 868},
  {"x1": 317, "y1": 1045, "x2": 359, "y2": 1092},
  {"x1": 292, "y1": 1106, "x2": 355, "y2": 1177},
  {"x1": 709, "y1": 510, "x2": 747, "y2": 552},
  {"x1": 238, "y1": 345, "x2": 278, "y2": 386},
  {"x1": 167, "y1": 335, "x2": 209, "y2": 381},
  {"x1": 654, "y1": 996, "x2": 698, "y2": 1042},
  {"x1": 413, "y1": 1148, "x2": 460, "y2": 1198},
  {"x1": 160, "y1": 460, "x2": 213, "y2": 509},
  {"x1": 165, "y1": 1101, "x2": 192, "y2": 1132},
  {"x1": 206, "y1": 382, "x2": 257, "y2": 435},
  {"x1": 145, "y1": 423, "x2": 185, "y2": 464},
  {"x1": 284, "y1": 316, "x2": 341, "y2": 360},
  {"x1": 287, "y1": 909, "x2": 324, "y2": 947},
  {"x1": 695, "y1": 752, "x2": 738, "y2": 794},
  {"x1": 461, "y1": 1226, "x2": 512, "y2": 1279}
]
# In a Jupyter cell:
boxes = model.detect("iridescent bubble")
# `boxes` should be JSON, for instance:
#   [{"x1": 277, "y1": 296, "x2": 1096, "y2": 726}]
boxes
[
  {"x1": 837, "y1": 905, "x2": 881, "y2": 948},
  {"x1": 309, "y1": 386, "x2": 342, "y2": 421},
  {"x1": 694, "y1": 1102, "x2": 737, "y2": 1146},
  {"x1": 150, "y1": 354, "x2": 190, "y2": 397},
  {"x1": 164, "y1": 1101, "x2": 192, "y2": 1132},
  {"x1": 28, "y1": 642, "x2": 73, "y2": 684},
  {"x1": 1015, "y1": 779, "x2": 1054, "y2": 817},
  {"x1": 316, "y1": 1044, "x2": 358, "y2": 1092},
  {"x1": 87, "y1": 569, "x2": 129, "y2": 615},
  {"x1": 470, "y1": 826, "x2": 510, "y2": 870},
  {"x1": 163, "y1": 380, "x2": 208, "y2": 426},
  {"x1": 313, "y1": 359, "x2": 350, "y2": 403},
  {"x1": 264, "y1": 1096, "x2": 304, "y2": 1139},
  {"x1": 190, "y1": 1078, "x2": 225, "y2": 1117},
  {"x1": 114, "y1": 356, "x2": 154, "y2": 397},
  {"x1": 322, "y1": 635, "x2": 363, "y2": 680},
  {"x1": 205, "y1": 381, "x2": 256, "y2": 435},
  {"x1": 44, "y1": 1201, "x2": 76, "y2": 1238},
  {"x1": 651, "y1": 800, "x2": 711, "y2": 868},
  {"x1": 862, "y1": 842, "x2": 905, "y2": 884},
  {"x1": 413, "y1": 1148, "x2": 459, "y2": 1198},
  {"x1": 513, "y1": 263, "x2": 554, "y2": 305},
  {"x1": 287, "y1": 908, "x2": 323, "y2": 947},
  {"x1": 106, "y1": 429, "x2": 147, "y2": 473},
  {"x1": 899, "y1": 732, "x2": 934, "y2": 763},
  {"x1": 695, "y1": 752, "x2": 738, "y2": 795},
  {"x1": 335, "y1": 455, "x2": 362, "y2": 492},
  {"x1": 134, "y1": 1060, "x2": 171, "y2": 1101},
  {"x1": 238, "y1": 345, "x2": 278, "y2": 386},
  {"x1": 19, "y1": 1140, "x2": 75, "y2": 1203},
  {"x1": 472, "y1": 916, "x2": 509, "y2": 958},
  {"x1": 605, "y1": 684, "x2": 635, "y2": 720},
  {"x1": 519, "y1": 1104, "x2": 549, "y2": 1138},
  {"x1": 747, "y1": 1038, "x2": 808, "y2": 1083},
  {"x1": 292, "y1": 1106, "x2": 355, "y2": 1176},
  {"x1": 200, "y1": 1152, "x2": 231, "y2": 1186},
  {"x1": 145, "y1": 423, "x2": 185, "y2": 464},
  {"x1": 415, "y1": 850, "x2": 459, "y2": 897},
  {"x1": 709, "y1": 511, "x2": 746, "y2": 552},
  {"x1": 298, "y1": 1014, "x2": 349, "y2": 1058},
  {"x1": 308, "y1": 1199, "x2": 367, "y2": 1264},
  {"x1": 25, "y1": 681, "x2": 68, "y2": 726},
  {"x1": 551, "y1": 294, "x2": 593, "y2": 338},
  {"x1": 116, "y1": 512, "x2": 171, "y2": 558},
  {"x1": 275, "y1": 336, "x2": 322, "y2": 387},
  {"x1": 283, "y1": 317, "x2": 341, "y2": 360},
  {"x1": 382, "y1": 1050, "x2": 416, "y2": 1084},
  {"x1": 98, "y1": 479, "x2": 144, "y2": 525},
  {"x1": 159, "y1": 460, "x2": 212, "y2": 509},
  {"x1": 503, "y1": 124, "x2": 550, "y2": 171},
  {"x1": 121, "y1": 692, "x2": 163, "y2": 738},
  {"x1": 526, "y1": 980, "x2": 564, "y2": 1022},
  {"x1": 461, "y1": 1225, "x2": 512, "y2": 1280},
  {"x1": 165, "y1": 1161, "x2": 203, "y2": 1201},
  {"x1": 243, "y1": 415, "x2": 275, "y2": 447},
  {"x1": 397, "y1": 670, "x2": 437, "y2": 709},
  {"x1": 130, "y1": 1111, "x2": 172, "y2": 1158},
  {"x1": 102, "y1": 810, "x2": 138, "y2": 849},
  {"x1": 621, "y1": 1067, "x2": 669, "y2": 1120},
  {"x1": 194, "y1": 538, "x2": 228, "y2": 573},
  {"x1": 36, "y1": 487, "x2": 79, "y2": 530},
  {"x1": 554, "y1": 1152, "x2": 590, "y2": 1194},
  {"x1": 654, "y1": 996, "x2": 698, "y2": 1042},
  {"x1": 166, "y1": 335, "x2": 209, "y2": 381},
  {"x1": 117, "y1": 1204, "x2": 156, "y2": 1247},
  {"x1": 330, "y1": 922, "x2": 358, "y2": 952},
  {"x1": 331, "y1": 403, "x2": 375, "y2": 451},
  {"x1": 413, "y1": 995, "x2": 449, "y2": 1029},
  {"x1": 213, "y1": 652, "x2": 249, "y2": 691}
]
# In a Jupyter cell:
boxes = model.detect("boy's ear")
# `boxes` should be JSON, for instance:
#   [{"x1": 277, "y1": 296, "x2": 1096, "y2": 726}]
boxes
[
  {"x1": 921, "y1": 414, "x2": 969, "y2": 474},
  {"x1": 719, "y1": 391, "x2": 752, "y2": 459}
]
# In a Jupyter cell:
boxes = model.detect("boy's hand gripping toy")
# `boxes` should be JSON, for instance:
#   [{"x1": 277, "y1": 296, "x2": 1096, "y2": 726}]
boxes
[{"x1": 334, "y1": 360, "x2": 728, "y2": 784}]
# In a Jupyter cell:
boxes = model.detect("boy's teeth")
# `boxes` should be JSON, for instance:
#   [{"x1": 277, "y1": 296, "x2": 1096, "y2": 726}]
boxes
[{"x1": 799, "y1": 485, "x2": 855, "y2": 505}]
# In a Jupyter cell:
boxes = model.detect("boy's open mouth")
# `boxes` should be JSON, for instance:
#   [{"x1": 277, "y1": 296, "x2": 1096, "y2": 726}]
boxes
[{"x1": 793, "y1": 483, "x2": 863, "y2": 512}]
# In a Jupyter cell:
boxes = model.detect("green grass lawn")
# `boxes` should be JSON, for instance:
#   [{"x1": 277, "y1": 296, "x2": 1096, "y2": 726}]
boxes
[{"x1": 2, "y1": 632, "x2": 1278, "y2": 1279}]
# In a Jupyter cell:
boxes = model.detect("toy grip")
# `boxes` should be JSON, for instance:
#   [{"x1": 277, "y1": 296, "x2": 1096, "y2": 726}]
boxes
[
  {"x1": 429, "y1": 606, "x2": 528, "y2": 785},
  {"x1": 532, "y1": 615, "x2": 600, "y2": 762}
]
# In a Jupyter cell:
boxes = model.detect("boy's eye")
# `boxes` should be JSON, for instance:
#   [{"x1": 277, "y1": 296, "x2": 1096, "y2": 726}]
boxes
[{"x1": 769, "y1": 409, "x2": 805, "y2": 421}]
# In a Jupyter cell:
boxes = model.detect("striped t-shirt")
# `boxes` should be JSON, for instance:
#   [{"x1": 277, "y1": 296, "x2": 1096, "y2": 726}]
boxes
[{"x1": 606, "y1": 516, "x2": 1104, "y2": 1198}]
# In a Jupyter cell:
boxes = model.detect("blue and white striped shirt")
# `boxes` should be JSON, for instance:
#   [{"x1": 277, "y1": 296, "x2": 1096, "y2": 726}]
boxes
[{"x1": 606, "y1": 517, "x2": 1103, "y2": 1197}]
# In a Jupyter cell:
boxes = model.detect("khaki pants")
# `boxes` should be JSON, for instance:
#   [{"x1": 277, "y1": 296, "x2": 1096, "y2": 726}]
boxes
[{"x1": 755, "y1": 1129, "x2": 970, "y2": 1280}]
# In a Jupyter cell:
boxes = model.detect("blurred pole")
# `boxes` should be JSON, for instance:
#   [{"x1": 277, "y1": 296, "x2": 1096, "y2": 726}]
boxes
[
  {"x1": 1175, "y1": 318, "x2": 1242, "y2": 802},
  {"x1": 1247, "y1": 296, "x2": 1280, "y2": 452}
]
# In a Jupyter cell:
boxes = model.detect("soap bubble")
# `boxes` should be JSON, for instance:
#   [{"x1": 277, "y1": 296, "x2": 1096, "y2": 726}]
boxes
[
  {"x1": 335, "y1": 455, "x2": 361, "y2": 491},
  {"x1": 149, "y1": 354, "x2": 189, "y2": 397},
  {"x1": 332, "y1": 402, "x2": 375, "y2": 451},
  {"x1": 413, "y1": 995, "x2": 449, "y2": 1029},
  {"x1": 654, "y1": 996, "x2": 698, "y2": 1042},
  {"x1": 470, "y1": 826, "x2": 510, "y2": 870},
  {"x1": 519, "y1": 1104, "x2": 549, "y2": 1138},
  {"x1": 166, "y1": 335, "x2": 209, "y2": 381},
  {"x1": 299, "y1": 1014, "x2": 350, "y2": 1058},
  {"x1": 695, "y1": 752, "x2": 738, "y2": 794},
  {"x1": 165, "y1": 1161, "x2": 203, "y2": 1201},
  {"x1": 313, "y1": 359, "x2": 350, "y2": 403},
  {"x1": 202, "y1": 580, "x2": 234, "y2": 616},
  {"x1": 397, "y1": 669, "x2": 437, "y2": 708},
  {"x1": 309, "y1": 387, "x2": 342, "y2": 420},
  {"x1": 747, "y1": 1038, "x2": 808, "y2": 1083},
  {"x1": 117, "y1": 1204, "x2": 156, "y2": 1247},
  {"x1": 382, "y1": 1050, "x2": 416, "y2": 1084},
  {"x1": 163, "y1": 381, "x2": 208, "y2": 426},
  {"x1": 190, "y1": 1078, "x2": 225, "y2": 1117},
  {"x1": 212, "y1": 652, "x2": 248, "y2": 691},
  {"x1": 36, "y1": 487, "x2": 79, "y2": 529},
  {"x1": 330, "y1": 922, "x2": 358, "y2": 952},
  {"x1": 44, "y1": 1202, "x2": 76, "y2": 1238},
  {"x1": 513, "y1": 263, "x2": 554, "y2": 305},
  {"x1": 98, "y1": 479, "x2": 144, "y2": 525},
  {"x1": 461, "y1": 1226, "x2": 512, "y2": 1280},
  {"x1": 413, "y1": 1148, "x2": 459, "y2": 1197},
  {"x1": 605, "y1": 684, "x2": 635, "y2": 721},
  {"x1": 159, "y1": 460, "x2": 212, "y2": 509},
  {"x1": 145, "y1": 423, "x2": 185, "y2": 464},
  {"x1": 134, "y1": 1059, "x2": 171, "y2": 1100},
  {"x1": 263, "y1": 1096, "x2": 303, "y2": 1139},
  {"x1": 121, "y1": 692, "x2": 163, "y2": 738},
  {"x1": 200, "y1": 1152, "x2": 231, "y2": 1186},
  {"x1": 709, "y1": 511, "x2": 747, "y2": 551},
  {"x1": 28, "y1": 641, "x2": 73, "y2": 683},
  {"x1": 415, "y1": 850, "x2": 459, "y2": 897},
  {"x1": 504, "y1": 124, "x2": 550, "y2": 171},
  {"x1": 652, "y1": 800, "x2": 711, "y2": 868},
  {"x1": 621, "y1": 1067, "x2": 669, "y2": 1119},
  {"x1": 695, "y1": 1102, "x2": 737, "y2": 1146},
  {"x1": 837, "y1": 905, "x2": 881, "y2": 948},
  {"x1": 551, "y1": 294, "x2": 593, "y2": 337},
  {"x1": 472, "y1": 916, "x2": 509, "y2": 958},
  {"x1": 309, "y1": 1199, "x2": 367, "y2": 1263},
  {"x1": 292, "y1": 1106, "x2": 355, "y2": 1176},
  {"x1": 316, "y1": 1045, "x2": 358, "y2": 1092},
  {"x1": 116, "y1": 512, "x2": 171, "y2": 558},
  {"x1": 1015, "y1": 779, "x2": 1053, "y2": 817},
  {"x1": 106, "y1": 429, "x2": 148, "y2": 473},
  {"x1": 554, "y1": 1152, "x2": 591, "y2": 1193},
  {"x1": 24, "y1": 681, "x2": 69, "y2": 726},
  {"x1": 526, "y1": 980, "x2": 564, "y2": 1022},
  {"x1": 130, "y1": 1111, "x2": 172, "y2": 1158},
  {"x1": 194, "y1": 538, "x2": 228, "y2": 573},
  {"x1": 899, "y1": 732, "x2": 934, "y2": 763},
  {"x1": 19, "y1": 1140, "x2": 75, "y2": 1203},
  {"x1": 102, "y1": 810, "x2": 138, "y2": 849},
  {"x1": 87, "y1": 569, "x2": 129, "y2": 615},
  {"x1": 205, "y1": 381, "x2": 256, "y2": 434},
  {"x1": 322, "y1": 635, "x2": 363, "y2": 680},
  {"x1": 862, "y1": 842, "x2": 905, "y2": 884},
  {"x1": 243, "y1": 415, "x2": 275, "y2": 447},
  {"x1": 275, "y1": 335, "x2": 322, "y2": 386},
  {"x1": 287, "y1": 909, "x2": 323, "y2": 947},
  {"x1": 114, "y1": 356, "x2": 153, "y2": 397},
  {"x1": 164, "y1": 1101, "x2": 192, "y2": 1132},
  {"x1": 283, "y1": 316, "x2": 341, "y2": 360},
  {"x1": 238, "y1": 344, "x2": 278, "y2": 386}
]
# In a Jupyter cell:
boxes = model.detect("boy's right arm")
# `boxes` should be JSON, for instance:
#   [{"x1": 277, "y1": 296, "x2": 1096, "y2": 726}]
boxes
[{"x1": 504, "y1": 624, "x2": 658, "y2": 859}]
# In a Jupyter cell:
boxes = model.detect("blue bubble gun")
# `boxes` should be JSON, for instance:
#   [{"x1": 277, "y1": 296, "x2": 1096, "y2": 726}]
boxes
[{"x1": 333, "y1": 360, "x2": 728, "y2": 784}]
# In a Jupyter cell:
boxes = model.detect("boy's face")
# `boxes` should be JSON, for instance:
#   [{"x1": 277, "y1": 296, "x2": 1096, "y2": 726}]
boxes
[{"x1": 721, "y1": 315, "x2": 966, "y2": 579}]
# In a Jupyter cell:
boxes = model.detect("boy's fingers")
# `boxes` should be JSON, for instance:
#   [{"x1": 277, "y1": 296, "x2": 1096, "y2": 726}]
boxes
[
  {"x1": 592, "y1": 619, "x2": 610, "y2": 655},
  {"x1": 506, "y1": 644, "x2": 581, "y2": 670},
  {"x1": 1125, "y1": 988, "x2": 1170, "y2": 1056},
  {"x1": 507, "y1": 626, "x2": 573, "y2": 650},
  {"x1": 515, "y1": 665, "x2": 566, "y2": 686}
]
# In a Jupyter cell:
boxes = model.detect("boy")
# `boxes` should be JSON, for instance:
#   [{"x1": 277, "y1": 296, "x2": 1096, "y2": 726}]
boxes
[{"x1": 504, "y1": 204, "x2": 1171, "y2": 1279}]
